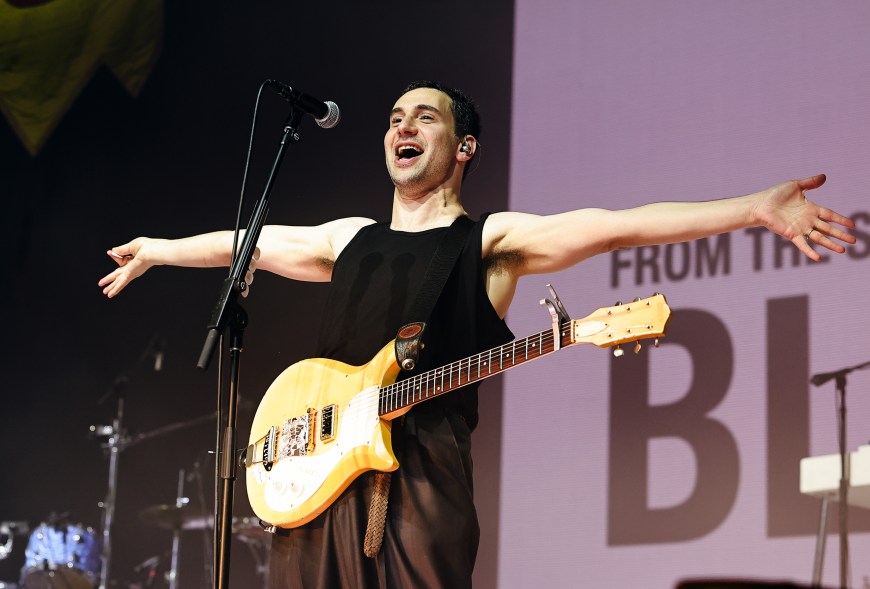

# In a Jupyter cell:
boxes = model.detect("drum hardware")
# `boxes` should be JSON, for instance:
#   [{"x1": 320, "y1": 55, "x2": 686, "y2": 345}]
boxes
[
  {"x1": 137, "y1": 469, "x2": 197, "y2": 589},
  {"x1": 91, "y1": 386, "x2": 217, "y2": 587},
  {"x1": 91, "y1": 334, "x2": 167, "y2": 589},
  {"x1": 138, "y1": 500, "x2": 206, "y2": 532},
  {"x1": 132, "y1": 554, "x2": 162, "y2": 588},
  {"x1": 232, "y1": 518, "x2": 269, "y2": 589},
  {"x1": 92, "y1": 379, "x2": 126, "y2": 589},
  {"x1": 0, "y1": 522, "x2": 29, "y2": 561}
]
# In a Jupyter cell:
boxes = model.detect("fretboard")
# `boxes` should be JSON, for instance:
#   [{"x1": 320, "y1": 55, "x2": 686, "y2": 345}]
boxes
[{"x1": 377, "y1": 323, "x2": 571, "y2": 416}]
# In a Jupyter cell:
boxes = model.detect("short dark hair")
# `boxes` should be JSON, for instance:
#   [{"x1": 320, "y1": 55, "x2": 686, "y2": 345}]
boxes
[{"x1": 402, "y1": 80, "x2": 482, "y2": 143}]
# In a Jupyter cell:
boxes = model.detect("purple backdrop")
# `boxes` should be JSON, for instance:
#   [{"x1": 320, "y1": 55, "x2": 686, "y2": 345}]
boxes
[{"x1": 501, "y1": 1, "x2": 870, "y2": 587}]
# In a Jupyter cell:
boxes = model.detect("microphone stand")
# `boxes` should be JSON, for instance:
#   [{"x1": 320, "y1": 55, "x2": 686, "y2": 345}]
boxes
[
  {"x1": 810, "y1": 359, "x2": 870, "y2": 589},
  {"x1": 197, "y1": 105, "x2": 306, "y2": 589}
]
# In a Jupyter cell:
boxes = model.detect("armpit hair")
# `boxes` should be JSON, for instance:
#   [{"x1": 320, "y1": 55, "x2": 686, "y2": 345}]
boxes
[
  {"x1": 484, "y1": 249, "x2": 525, "y2": 275},
  {"x1": 317, "y1": 257, "x2": 335, "y2": 273}
]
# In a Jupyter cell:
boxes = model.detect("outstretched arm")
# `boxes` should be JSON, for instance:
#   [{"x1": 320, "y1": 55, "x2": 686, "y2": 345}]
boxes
[
  {"x1": 98, "y1": 217, "x2": 374, "y2": 298},
  {"x1": 485, "y1": 174, "x2": 855, "y2": 277}
]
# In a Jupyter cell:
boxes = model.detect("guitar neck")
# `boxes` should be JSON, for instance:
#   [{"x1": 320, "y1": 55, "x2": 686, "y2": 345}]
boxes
[
  {"x1": 378, "y1": 324, "x2": 570, "y2": 417},
  {"x1": 376, "y1": 293, "x2": 669, "y2": 418}
]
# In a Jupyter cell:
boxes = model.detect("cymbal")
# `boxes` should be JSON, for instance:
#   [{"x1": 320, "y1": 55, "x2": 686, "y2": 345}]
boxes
[{"x1": 139, "y1": 503, "x2": 208, "y2": 530}]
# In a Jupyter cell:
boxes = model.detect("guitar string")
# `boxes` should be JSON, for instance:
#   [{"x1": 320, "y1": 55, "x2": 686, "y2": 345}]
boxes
[
  {"x1": 336, "y1": 329, "x2": 564, "y2": 427},
  {"x1": 259, "y1": 314, "x2": 656, "y2": 450},
  {"x1": 263, "y1": 329, "x2": 564, "y2": 447},
  {"x1": 262, "y1": 327, "x2": 570, "y2": 452}
]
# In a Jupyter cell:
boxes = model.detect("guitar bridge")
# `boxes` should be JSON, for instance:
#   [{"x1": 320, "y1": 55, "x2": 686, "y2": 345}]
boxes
[
  {"x1": 263, "y1": 425, "x2": 278, "y2": 470},
  {"x1": 244, "y1": 412, "x2": 313, "y2": 472}
]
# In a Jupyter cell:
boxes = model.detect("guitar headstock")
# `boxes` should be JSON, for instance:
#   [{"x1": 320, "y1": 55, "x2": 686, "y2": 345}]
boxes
[{"x1": 570, "y1": 293, "x2": 671, "y2": 353}]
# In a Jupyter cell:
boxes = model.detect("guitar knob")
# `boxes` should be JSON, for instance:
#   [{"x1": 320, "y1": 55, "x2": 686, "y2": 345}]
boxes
[{"x1": 613, "y1": 345, "x2": 624, "y2": 358}]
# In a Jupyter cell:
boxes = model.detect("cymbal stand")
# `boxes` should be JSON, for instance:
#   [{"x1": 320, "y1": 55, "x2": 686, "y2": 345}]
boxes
[
  {"x1": 168, "y1": 469, "x2": 187, "y2": 589},
  {"x1": 93, "y1": 384, "x2": 127, "y2": 589}
]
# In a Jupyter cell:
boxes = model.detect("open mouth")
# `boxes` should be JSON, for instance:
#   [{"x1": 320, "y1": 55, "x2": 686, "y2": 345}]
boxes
[{"x1": 395, "y1": 144, "x2": 424, "y2": 162}]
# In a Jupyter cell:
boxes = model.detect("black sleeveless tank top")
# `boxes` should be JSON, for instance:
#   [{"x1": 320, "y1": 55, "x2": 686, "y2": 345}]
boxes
[{"x1": 315, "y1": 213, "x2": 514, "y2": 429}]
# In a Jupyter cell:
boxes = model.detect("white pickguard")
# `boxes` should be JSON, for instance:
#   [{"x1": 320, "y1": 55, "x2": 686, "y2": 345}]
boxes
[{"x1": 261, "y1": 386, "x2": 382, "y2": 514}]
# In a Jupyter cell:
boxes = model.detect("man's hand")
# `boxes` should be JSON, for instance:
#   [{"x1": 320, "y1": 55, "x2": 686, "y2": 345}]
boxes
[
  {"x1": 99, "y1": 237, "x2": 152, "y2": 298},
  {"x1": 752, "y1": 174, "x2": 856, "y2": 261}
]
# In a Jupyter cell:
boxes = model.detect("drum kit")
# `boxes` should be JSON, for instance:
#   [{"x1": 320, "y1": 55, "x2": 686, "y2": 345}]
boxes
[
  {"x1": 0, "y1": 509, "x2": 268, "y2": 589},
  {"x1": 0, "y1": 337, "x2": 268, "y2": 589},
  {"x1": 1, "y1": 517, "x2": 100, "y2": 589}
]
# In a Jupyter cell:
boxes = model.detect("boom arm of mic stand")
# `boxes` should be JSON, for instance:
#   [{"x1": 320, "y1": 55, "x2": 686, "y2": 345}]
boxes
[{"x1": 197, "y1": 107, "x2": 305, "y2": 371}]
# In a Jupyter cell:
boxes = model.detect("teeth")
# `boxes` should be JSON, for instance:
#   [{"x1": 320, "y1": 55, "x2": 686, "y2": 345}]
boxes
[{"x1": 397, "y1": 145, "x2": 422, "y2": 157}]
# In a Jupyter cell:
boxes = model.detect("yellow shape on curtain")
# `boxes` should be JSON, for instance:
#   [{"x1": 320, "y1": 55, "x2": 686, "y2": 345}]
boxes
[{"x1": 0, "y1": 0, "x2": 163, "y2": 156}]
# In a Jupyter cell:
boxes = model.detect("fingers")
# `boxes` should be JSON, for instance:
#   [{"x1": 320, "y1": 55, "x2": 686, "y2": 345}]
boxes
[
  {"x1": 99, "y1": 268, "x2": 129, "y2": 298},
  {"x1": 793, "y1": 234, "x2": 822, "y2": 262},
  {"x1": 107, "y1": 249, "x2": 132, "y2": 267},
  {"x1": 796, "y1": 174, "x2": 826, "y2": 192},
  {"x1": 816, "y1": 206, "x2": 857, "y2": 231},
  {"x1": 810, "y1": 231, "x2": 845, "y2": 254},
  {"x1": 799, "y1": 203, "x2": 857, "y2": 259},
  {"x1": 99, "y1": 244, "x2": 147, "y2": 297},
  {"x1": 241, "y1": 269, "x2": 254, "y2": 298},
  {"x1": 241, "y1": 247, "x2": 260, "y2": 298}
]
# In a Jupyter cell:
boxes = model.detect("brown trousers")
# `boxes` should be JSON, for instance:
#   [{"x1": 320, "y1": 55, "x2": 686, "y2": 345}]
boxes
[{"x1": 269, "y1": 410, "x2": 479, "y2": 589}]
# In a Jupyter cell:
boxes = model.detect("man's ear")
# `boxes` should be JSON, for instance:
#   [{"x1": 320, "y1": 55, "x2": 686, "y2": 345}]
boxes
[{"x1": 458, "y1": 136, "x2": 476, "y2": 160}]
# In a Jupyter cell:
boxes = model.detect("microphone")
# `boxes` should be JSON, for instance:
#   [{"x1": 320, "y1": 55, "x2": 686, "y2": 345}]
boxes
[
  {"x1": 265, "y1": 80, "x2": 340, "y2": 129},
  {"x1": 810, "y1": 371, "x2": 839, "y2": 387}
]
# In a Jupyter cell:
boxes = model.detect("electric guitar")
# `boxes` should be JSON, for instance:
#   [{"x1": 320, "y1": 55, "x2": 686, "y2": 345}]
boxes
[{"x1": 244, "y1": 289, "x2": 670, "y2": 528}]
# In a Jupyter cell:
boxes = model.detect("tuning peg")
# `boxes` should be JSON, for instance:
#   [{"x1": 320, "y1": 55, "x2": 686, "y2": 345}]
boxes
[
  {"x1": 634, "y1": 341, "x2": 642, "y2": 354},
  {"x1": 633, "y1": 297, "x2": 641, "y2": 302},
  {"x1": 613, "y1": 345, "x2": 624, "y2": 358},
  {"x1": 615, "y1": 300, "x2": 622, "y2": 306},
  {"x1": 654, "y1": 338, "x2": 660, "y2": 348}
]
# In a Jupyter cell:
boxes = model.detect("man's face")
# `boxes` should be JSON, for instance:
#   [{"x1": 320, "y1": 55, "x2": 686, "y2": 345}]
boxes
[{"x1": 384, "y1": 87, "x2": 460, "y2": 194}]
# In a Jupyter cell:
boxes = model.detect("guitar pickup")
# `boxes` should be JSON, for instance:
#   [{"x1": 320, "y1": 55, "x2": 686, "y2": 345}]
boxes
[{"x1": 320, "y1": 404, "x2": 336, "y2": 442}]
